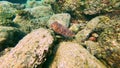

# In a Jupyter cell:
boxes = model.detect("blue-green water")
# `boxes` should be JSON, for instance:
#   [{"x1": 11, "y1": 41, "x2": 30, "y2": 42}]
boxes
[{"x1": 0, "y1": 0, "x2": 27, "y2": 3}]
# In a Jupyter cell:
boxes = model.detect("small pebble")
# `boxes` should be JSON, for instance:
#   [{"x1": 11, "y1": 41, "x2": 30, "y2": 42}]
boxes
[{"x1": 92, "y1": 33, "x2": 99, "y2": 38}]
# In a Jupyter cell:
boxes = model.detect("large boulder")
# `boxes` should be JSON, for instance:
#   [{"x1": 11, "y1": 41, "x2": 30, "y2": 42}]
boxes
[
  {"x1": 75, "y1": 15, "x2": 120, "y2": 68},
  {"x1": 0, "y1": 28, "x2": 54, "y2": 68},
  {"x1": 44, "y1": 42, "x2": 107, "y2": 68},
  {"x1": 97, "y1": 20, "x2": 120, "y2": 68},
  {"x1": 75, "y1": 16, "x2": 110, "y2": 43},
  {"x1": 13, "y1": 5, "x2": 54, "y2": 33}
]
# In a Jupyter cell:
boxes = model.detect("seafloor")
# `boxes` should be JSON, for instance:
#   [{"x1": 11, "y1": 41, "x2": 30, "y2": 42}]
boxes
[{"x1": 0, "y1": 0, "x2": 120, "y2": 68}]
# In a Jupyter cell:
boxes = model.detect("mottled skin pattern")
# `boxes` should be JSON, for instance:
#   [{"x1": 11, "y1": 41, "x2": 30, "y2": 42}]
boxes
[{"x1": 50, "y1": 21, "x2": 75, "y2": 37}]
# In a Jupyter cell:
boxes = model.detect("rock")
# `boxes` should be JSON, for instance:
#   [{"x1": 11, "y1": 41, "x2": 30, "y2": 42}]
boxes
[
  {"x1": 84, "y1": 20, "x2": 120, "y2": 68},
  {"x1": 53, "y1": 0, "x2": 81, "y2": 12},
  {"x1": 41, "y1": 0, "x2": 56, "y2": 4},
  {"x1": 0, "y1": 28, "x2": 54, "y2": 68},
  {"x1": 26, "y1": 0, "x2": 42, "y2": 8},
  {"x1": 29, "y1": 5, "x2": 54, "y2": 18},
  {"x1": 13, "y1": 10, "x2": 36, "y2": 33},
  {"x1": 52, "y1": 0, "x2": 120, "y2": 20},
  {"x1": 48, "y1": 13, "x2": 71, "y2": 28},
  {"x1": 97, "y1": 20, "x2": 120, "y2": 68},
  {"x1": 69, "y1": 23, "x2": 80, "y2": 33},
  {"x1": 75, "y1": 16, "x2": 110, "y2": 43},
  {"x1": 0, "y1": 26, "x2": 25, "y2": 51},
  {"x1": 13, "y1": 5, "x2": 54, "y2": 33},
  {"x1": 25, "y1": 0, "x2": 55, "y2": 8},
  {"x1": 27, "y1": 5, "x2": 54, "y2": 27},
  {"x1": 0, "y1": 47, "x2": 13, "y2": 57},
  {"x1": 47, "y1": 42, "x2": 107, "y2": 68},
  {"x1": 84, "y1": 41, "x2": 102, "y2": 56},
  {"x1": 0, "y1": 1, "x2": 15, "y2": 10},
  {"x1": 83, "y1": 0, "x2": 120, "y2": 15},
  {"x1": 106, "y1": 10, "x2": 120, "y2": 21},
  {"x1": 12, "y1": 3, "x2": 25, "y2": 10},
  {"x1": 51, "y1": 0, "x2": 85, "y2": 20},
  {"x1": 0, "y1": 1, "x2": 16, "y2": 26}
]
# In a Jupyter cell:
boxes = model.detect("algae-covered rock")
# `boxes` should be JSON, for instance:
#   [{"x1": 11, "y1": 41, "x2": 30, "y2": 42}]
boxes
[
  {"x1": 75, "y1": 16, "x2": 110, "y2": 42},
  {"x1": 26, "y1": 0, "x2": 42, "y2": 8},
  {"x1": 52, "y1": 0, "x2": 85, "y2": 19},
  {"x1": 97, "y1": 20, "x2": 120, "y2": 68},
  {"x1": 47, "y1": 42, "x2": 107, "y2": 68},
  {"x1": 48, "y1": 13, "x2": 71, "y2": 28},
  {"x1": 52, "y1": 0, "x2": 81, "y2": 12},
  {"x1": 55, "y1": 0, "x2": 120, "y2": 14},
  {"x1": 14, "y1": 5, "x2": 54, "y2": 33},
  {"x1": 83, "y1": 0, "x2": 120, "y2": 15},
  {"x1": 29, "y1": 5, "x2": 54, "y2": 18},
  {"x1": 41, "y1": 0, "x2": 56, "y2": 4},
  {"x1": 29, "y1": 5, "x2": 54, "y2": 26},
  {"x1": 0, "y1": 28, "x2": 54, "y2": 68},
  {"x1": 83, "y1": 20, "x2": 120, "y2": 68},
  {"x1": 13, "y1": 10, "x2": 35, "y2": 33},
  {"x1": 0, "y1": 0, "x2": 119, "y2": 68},
  {"x1": 26, "y1": 0, "x2": 55, "y2": 8},
  {"x1": 0, "y1": 1, "x2": 16, "y2": 26},
  {"x1": 84, "y1": 41, "x2": 103, "y2": 56},
  {"x1": 12, "y1": 3, "x2": 25, "y2": 10},
  {"x1": 0, "y1": 1, "x2": 16, "y2": 12},
  {"x1": 69, "y1": 23, "x2": 80, "y2": 33},
  {"x1": 0, "y1": 26, "x2": 25, "y2": 51},
  {"x1": 52, "y1": 0, "x2": 120, "y2": 20}
]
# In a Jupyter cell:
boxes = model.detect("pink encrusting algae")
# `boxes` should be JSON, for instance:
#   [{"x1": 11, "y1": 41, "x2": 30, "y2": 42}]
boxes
[{"x1": 50, "y1": 21, "x2": 75, "y2": 37}]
